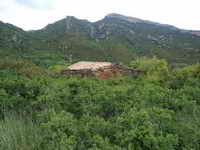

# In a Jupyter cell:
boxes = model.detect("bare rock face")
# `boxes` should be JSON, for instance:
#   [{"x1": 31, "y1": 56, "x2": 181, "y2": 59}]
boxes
[
  {"x1": 65, "y1": 16, "x2": 73, "y2": 30},
  {"x1": 105, "y1": 13, "x2": 178, "y2": 30},
  {"x1": 105, "y1": 13, "x2": 144, "y2": 23}
]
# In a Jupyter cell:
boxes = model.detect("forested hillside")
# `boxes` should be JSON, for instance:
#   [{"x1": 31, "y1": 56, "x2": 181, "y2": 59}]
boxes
[{"x1": 1, "y1": 14, "x2": 200, "y2": 66}]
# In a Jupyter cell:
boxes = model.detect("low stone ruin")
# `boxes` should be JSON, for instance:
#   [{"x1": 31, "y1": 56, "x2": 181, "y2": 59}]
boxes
[{"x1": 61, "y1": 61, "x2": 143, "y2": 79}]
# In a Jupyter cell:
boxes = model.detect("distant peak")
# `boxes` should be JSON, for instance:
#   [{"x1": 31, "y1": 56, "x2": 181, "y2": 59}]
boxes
[
  {"x1": 65, "y1": 16, "x2": 76, "y2": 20},
  {"x1": 65, "y1": 15, "x2": 91, "y2": 23},
  {"x1": 106, "y1": 13, "x2": 123, "y2": 17},
  {"x1": 105, "y1": 13, "x2": 144, "y2": 23},
  {"x1": 105, "y1": 13, "x2": 178, "y2": 29}
]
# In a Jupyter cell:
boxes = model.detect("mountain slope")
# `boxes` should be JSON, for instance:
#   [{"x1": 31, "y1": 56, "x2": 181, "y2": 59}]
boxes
[
  {"x1": 0, "y1": 21, "x2": 26, "y2": 49},
  {"x1": 0, "y1": 14, "x2": 200, "y2": 66}
]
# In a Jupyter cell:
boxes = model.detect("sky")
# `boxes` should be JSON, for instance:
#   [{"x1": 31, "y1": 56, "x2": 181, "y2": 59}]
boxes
[{"x1": 0, "y1": 0, "x2": 199, "y2": 31}]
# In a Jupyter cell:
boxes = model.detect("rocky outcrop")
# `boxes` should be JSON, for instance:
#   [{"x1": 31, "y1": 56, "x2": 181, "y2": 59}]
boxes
[{"x1": 105, "y1": 13, "x2": 145, "y2": 23}]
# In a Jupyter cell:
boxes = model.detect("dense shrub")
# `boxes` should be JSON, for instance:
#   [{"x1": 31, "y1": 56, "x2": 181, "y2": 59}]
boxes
[{"x1": 0, "y1": 57, "x2": 200, "y2": 149}]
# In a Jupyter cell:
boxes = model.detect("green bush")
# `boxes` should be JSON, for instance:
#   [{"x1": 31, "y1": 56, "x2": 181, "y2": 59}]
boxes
[{"x1": 0, "y1": 57, "x2": 200, "y2": 149}]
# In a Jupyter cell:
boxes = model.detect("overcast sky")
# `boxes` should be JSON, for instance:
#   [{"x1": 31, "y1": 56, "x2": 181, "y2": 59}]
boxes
[{"x1": 0, "y1": 0, "x2": 199, "y2": 31}]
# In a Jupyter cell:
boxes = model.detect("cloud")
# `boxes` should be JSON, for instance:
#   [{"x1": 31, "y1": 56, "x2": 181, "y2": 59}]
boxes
[
  {"x1": 0, "y1": 0, "x2": 199, "y2": 30},
  {"x1": 0, "y1": 0, "x2": 55, "y2": 30},
  {"x1": 15, "y1": 0, "x2": 54, "y2": 10}
]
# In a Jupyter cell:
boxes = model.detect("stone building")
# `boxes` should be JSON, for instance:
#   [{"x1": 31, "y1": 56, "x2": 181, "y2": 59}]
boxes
[{"x1": 61, "y1": 61, "x2": 143, "y2": 79}]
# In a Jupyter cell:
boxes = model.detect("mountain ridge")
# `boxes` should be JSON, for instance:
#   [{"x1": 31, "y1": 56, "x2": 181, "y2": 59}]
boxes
[{"x1": 0, "y1": 13, "x2": 200, "y2": 66}]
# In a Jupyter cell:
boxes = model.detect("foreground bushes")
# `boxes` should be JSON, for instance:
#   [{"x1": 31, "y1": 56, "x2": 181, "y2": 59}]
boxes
[{"x1": 0, "y1": 57, "x2": 200, "y2": 149}]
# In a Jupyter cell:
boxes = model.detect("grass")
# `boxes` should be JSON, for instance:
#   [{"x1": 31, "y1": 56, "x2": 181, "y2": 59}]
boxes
[{"x1": 0, "y1": 113, "x2": 43, "y2": 150}]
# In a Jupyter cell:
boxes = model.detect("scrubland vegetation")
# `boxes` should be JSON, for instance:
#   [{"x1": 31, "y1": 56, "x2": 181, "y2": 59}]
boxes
[{"x1": 0, "y1": 57, "x2": 200, "y2": 150}]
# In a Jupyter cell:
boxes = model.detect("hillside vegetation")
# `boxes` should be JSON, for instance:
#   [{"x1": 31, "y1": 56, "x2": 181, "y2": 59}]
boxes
[
  {"x1": 0, "y1": 56, "x2": 200, "y2": 150},
  {"x1": 1, "y1": 14, "x2": 200, "y2": 66}
]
